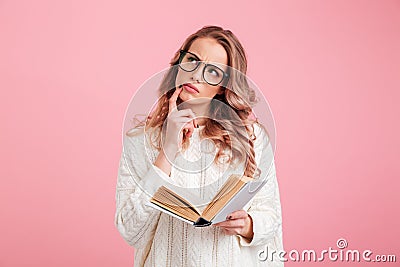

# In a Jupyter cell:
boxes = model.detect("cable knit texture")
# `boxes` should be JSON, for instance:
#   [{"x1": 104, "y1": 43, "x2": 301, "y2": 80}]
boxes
[{"x1": 115, "y1": 124, "x2": 284, "y2": 267}]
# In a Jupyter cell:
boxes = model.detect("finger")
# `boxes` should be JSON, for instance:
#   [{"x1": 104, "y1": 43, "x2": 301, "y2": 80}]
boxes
[
  {"x1": 173, "y1": 120, "x2": 194, "y2": 138},
  {"x1": 214, "y1": 219, "x2": 245, "y2": 229},
  {"x1": 176, "y1": 118, "x2": 197, "y2": 132},
  {"x1": 192, "y1": 118, "x2": 198, "y2": 129},
  {"x1": 175, "y1": 109, "x2": 196, "y2": 119},
  {"x1": 182, "y1": 128, "x2": 191, "y2": 139},
  {"x1": 226, "y1": 210, "x2": 248, "y2": 220},
  {"x1": 183, "y1": 121, "x2": 194, "y2": 138},
  {"x1": 213, "y1": 219, "x2": 231, "y2": 227},
  {"x1": 168, "y1": 87, "x2": 183, "y2": 114},
  {"x1": 172, "y1": 109, "x2": 197, "y2": 130},
  {"x1": 222, "y1": 228, "x2": 239, "y2": 236},
  {"x1": 229, "y1": 230, "x2": 239, "y2": 235},
  {"x1": 213, "y1": 218, "x2": 243, "y2": 228},
  {"x1": 179, "y1": 109, "x2": 197, "y2": 128},
  {"x1": 173, "y1": 117, "x2": 197, "y2": 124}
]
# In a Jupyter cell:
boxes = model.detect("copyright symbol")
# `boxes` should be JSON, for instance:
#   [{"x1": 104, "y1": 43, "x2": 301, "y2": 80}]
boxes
[{"x1": 336, "y1": 238, "x2": 348, "y2": 249}]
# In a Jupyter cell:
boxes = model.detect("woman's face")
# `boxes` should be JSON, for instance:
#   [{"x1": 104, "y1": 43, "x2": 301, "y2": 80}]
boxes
[{"x1": 176, "y1": 37, "x2": 228, "y2": 103}]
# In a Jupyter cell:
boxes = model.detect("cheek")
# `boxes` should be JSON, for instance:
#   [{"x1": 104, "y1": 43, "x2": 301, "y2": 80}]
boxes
[
  {"x1": 175, "y1": 70, "x2": 190, "y2": 86},
  {"x1": 201, "y1": 85, "x2": 221, "y2": 97}
]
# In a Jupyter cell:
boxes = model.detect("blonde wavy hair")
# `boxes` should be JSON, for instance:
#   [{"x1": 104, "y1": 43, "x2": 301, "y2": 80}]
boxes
[{"x1": 129, "y1": 25, "x2": 268, "y2": 178}]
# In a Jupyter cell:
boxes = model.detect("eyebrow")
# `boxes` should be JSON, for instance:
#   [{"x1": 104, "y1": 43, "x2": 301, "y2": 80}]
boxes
[
  {"x1": 187, "y1": 51, "x2": 202, "y2": 61},
  {"x1": 187, "y1": 50, "x2": 226, "y2": 69}
]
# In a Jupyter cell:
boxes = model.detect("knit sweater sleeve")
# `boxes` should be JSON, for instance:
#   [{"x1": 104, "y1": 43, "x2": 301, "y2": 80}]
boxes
[
  {"x1": 237, "y1": 124, "x2": 283, "y2": 247},
  {"x1": 114, "y1": 131, "x2": 169, "y2": 249}
]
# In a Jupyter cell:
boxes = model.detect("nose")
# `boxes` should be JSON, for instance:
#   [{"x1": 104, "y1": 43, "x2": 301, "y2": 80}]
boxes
[{"x1": 190, "y1": 63, "x2": 204, "y2": 82}]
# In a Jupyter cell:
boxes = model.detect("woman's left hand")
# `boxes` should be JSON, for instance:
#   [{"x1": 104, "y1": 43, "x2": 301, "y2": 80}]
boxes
[{"x1": 213, "y1": 210, "x2": 254, "y2": 241}]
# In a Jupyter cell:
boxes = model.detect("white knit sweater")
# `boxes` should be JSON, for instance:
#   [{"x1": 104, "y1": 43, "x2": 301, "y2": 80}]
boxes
[{"x1": 115, "y1": 124, "x2": 284, "y2": 267}]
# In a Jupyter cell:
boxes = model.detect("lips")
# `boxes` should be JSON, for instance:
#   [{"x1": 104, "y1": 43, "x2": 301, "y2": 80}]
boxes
[{"x1": 183, "y1": 83, "x2": 199, "y2": 93}]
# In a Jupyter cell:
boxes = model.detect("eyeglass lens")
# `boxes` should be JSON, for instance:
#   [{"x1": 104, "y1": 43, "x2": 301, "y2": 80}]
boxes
[{"x1": 179, "y1": 51, "x2": 225, "y2": 86}]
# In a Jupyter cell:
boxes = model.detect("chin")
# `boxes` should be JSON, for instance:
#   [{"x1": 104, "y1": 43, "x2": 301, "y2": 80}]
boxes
[{"x1": 178, "y1": 91, "x2": 192, "y2": 102}]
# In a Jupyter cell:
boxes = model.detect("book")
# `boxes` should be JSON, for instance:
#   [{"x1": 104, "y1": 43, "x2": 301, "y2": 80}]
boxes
[{"x1": 147, "y1": 174, "x2": 268, "y2": 227}]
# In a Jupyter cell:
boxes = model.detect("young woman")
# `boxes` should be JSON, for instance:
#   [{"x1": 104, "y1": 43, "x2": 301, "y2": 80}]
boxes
[{"x1": 115, "y1": 26, "x2": 283, "y2": 266}]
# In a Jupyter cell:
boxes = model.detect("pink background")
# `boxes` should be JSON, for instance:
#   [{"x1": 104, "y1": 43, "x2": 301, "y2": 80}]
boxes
[{"x1": 1, "y1": 0, "x2": 399, "y2": 266}]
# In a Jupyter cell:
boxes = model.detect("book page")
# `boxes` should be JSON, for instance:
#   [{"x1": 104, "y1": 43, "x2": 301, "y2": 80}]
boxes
[
  {"x1": 146, "y1": 202, "x2": 196, "y2": 225},
  {"x1": 211, "y1": 179, "x2": 268, "y2": 224},
  {"x1": 151, "y1": 189, "x2": 200, "y2": 222},
  {"x1": 202, "y1": 174, "x2": 252, "y2": 219}
]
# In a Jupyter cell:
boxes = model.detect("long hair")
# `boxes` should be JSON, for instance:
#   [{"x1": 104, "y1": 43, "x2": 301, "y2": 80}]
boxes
[{"x1": 129, "y1": 25, "x2": 266, "y2": 178}]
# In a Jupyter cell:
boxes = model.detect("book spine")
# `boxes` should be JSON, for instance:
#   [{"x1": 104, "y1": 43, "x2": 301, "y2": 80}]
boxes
[
  {"x1": 193, "y1": 217, "x2": 212, "y2": 227},
  {"x1": 145, "y1": 202, "x2": 195, "y2": 225}
]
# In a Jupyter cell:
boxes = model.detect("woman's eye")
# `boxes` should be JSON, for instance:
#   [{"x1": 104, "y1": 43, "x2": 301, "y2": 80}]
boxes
[
  {"x1": 208, "y1": 68, "x2": 220, "y2": 77},
  {"x1": 187, "y1": 57, "x2": 198, "y2": 63}
]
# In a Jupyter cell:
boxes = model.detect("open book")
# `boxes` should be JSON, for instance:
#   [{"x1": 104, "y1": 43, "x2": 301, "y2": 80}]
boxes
[{"x1": 147, "y1": 174, "x2": 267, "y2": 227}]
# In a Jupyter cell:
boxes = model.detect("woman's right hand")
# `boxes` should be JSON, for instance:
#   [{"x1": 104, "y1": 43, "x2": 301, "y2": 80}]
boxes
[{"x1": 162, "y1": 87, "x2": 197, "y2": 159}]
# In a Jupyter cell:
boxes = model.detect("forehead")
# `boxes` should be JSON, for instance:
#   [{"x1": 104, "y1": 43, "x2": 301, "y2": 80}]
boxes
[{"x1": 188, "y1": 37, "x2": 228, "y2": 66}]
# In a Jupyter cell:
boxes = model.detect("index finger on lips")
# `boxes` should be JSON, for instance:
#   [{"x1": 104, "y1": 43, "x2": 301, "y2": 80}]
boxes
[{"x1": 169, "y1": 87, "x2": 183, "y2": 114}]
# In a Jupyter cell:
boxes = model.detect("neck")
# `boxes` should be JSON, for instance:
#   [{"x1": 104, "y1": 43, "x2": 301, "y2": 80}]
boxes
[{"x1": 195, "y1": 117, "x2": 208, "y2": 126}]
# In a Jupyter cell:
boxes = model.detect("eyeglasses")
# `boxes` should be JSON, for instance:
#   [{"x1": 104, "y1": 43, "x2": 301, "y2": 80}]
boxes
[{"x1": 178, "y1": 50, "x2": 229, "y2": 86}]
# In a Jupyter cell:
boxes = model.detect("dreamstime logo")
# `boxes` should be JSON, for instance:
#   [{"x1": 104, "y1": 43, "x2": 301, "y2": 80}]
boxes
[{"x1": 258, "y1": 238, "x2": 397, "y2": 263}]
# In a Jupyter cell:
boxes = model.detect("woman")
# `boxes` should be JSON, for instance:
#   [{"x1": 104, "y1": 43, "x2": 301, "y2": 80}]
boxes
[{"x1": 115, "y1": 25, "x2": 283, "y2": 266}]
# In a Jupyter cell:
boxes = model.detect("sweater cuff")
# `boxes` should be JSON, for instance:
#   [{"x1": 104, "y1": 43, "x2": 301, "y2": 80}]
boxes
[
  {"x1": 236, "y1": 213, "x2": 256, "y2": 247},
  {"x1": 237, "y1": 234, "x2": 253, "y2": 246},
  {"x1": 138, "y1": 164, "x2": 175, "y2": 196},
  {"x1": 237, "y1": 211, "x2": 276, "y2": 247}
]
